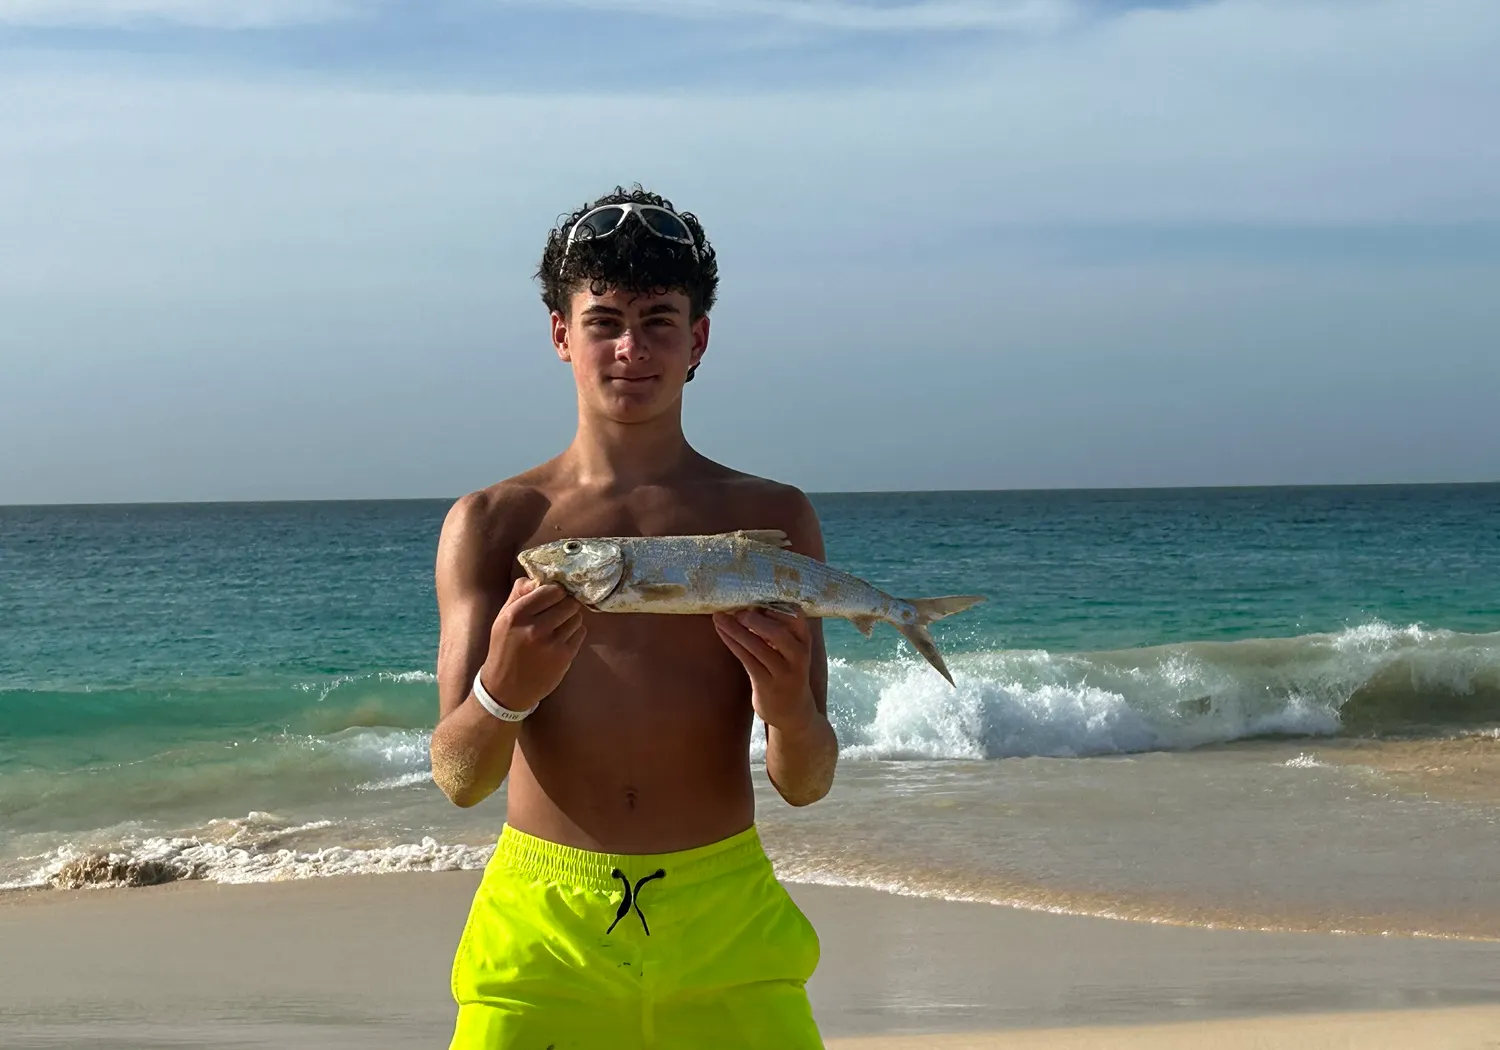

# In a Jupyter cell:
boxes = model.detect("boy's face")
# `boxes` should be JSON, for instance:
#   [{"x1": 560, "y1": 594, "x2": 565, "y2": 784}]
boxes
[{"x1": 552, "y1": 287, "x2": 709, "y2": 423}]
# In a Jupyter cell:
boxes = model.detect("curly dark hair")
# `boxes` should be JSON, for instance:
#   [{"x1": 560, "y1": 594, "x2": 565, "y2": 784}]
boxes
[{"x1": 536, "y1": 185, "x2": 719, "y2": 382}]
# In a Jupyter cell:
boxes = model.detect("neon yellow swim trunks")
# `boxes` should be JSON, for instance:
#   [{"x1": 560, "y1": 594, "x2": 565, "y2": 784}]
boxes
[{"x1": 449, "y1": 824, "x2": 824, "y2": 1049}]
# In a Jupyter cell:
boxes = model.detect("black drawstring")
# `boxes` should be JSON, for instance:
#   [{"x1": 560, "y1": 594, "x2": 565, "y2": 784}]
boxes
[
  {"x1": 606, "y1": 868, "x2": 667, "y2": 935},
  {"x1": 607, "y1": 870, "x2": 632, "y2": 934}
]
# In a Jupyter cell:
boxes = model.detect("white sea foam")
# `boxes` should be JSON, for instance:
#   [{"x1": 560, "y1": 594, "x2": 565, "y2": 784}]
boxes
[
  {"x1": 379, "y1": 670, "x2": 437, "y2": 683},
  {"x1": 5, "y1": 815, "x2": 492, "y2": 890},
  {"x1": 291, "y1": 669, "x2": 435, "y2": 700},
  {"x1": 1283, "y1": 753, "x2": 1330, "y2": 769},
  {"x1": 356, "y1": 771, "x2": 434, "y2": 792}
]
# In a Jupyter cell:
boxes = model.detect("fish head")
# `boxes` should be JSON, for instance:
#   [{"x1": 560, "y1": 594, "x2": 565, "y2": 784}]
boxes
[{"x1": 516, "y1": 538, "x2": 625, "y2": 608}]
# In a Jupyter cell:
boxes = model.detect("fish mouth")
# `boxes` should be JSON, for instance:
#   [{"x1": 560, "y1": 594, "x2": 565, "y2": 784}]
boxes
[{"x1": 515, "y1": 549, "x2": 544, "y2": 582}]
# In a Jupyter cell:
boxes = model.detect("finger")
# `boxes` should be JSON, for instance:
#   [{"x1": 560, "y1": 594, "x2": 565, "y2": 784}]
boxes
[
  {"x1": 560, "y1": 618, "x2": 587, "y2": 653},
  {"x1": 764, "y1": 606, "x2": 811, "y2": 640},
  {"x1": 512, "y1": 581, "x2": 570, "y2": 614},
  {"x1": 715, "y1": 619, "x2": 770, "y2": 675},
  {"x1": 505, "y1": 576, "x2": 536, "y2": 603},
  {"x1": 531, "y1": 594, "x2": 584, "y2": 633},
  {"x1": 716, "y1": 613, "x2": 785, "y2": 673},
  {"x1": 759, "y1": 605, "x2": 807, "y2": 624},
  {"x1": 736, "y1": 610, "x2": 803, "y2": 655}
]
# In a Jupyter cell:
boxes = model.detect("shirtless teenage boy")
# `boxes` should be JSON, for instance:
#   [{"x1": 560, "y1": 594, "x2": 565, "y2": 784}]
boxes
[{"x1": 431, "y1": 187, "x2": 839, "y2": 1048}]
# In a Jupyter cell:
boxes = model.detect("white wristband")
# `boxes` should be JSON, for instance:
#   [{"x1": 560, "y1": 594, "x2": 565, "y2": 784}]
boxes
[{"x1": 471, "y1": 670, "x2": 537, "y2": 723}]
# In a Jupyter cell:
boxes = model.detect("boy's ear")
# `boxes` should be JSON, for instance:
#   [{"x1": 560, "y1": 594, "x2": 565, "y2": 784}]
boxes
[
  {"x1": 552, "y1": 310, "x2": 571, "y2": 363},
  {"x1": 686, "y1": 314, "x2": 710, "y2": 383}
]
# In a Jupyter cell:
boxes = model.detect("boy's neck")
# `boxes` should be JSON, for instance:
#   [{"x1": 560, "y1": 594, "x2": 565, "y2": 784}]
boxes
[{"x1": 564, "y1": 410, "x2": 700, "y2": 490}]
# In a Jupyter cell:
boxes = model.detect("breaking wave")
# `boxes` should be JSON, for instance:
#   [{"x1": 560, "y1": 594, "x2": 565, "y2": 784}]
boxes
[
  {"x1": 815, "y1": 622, "x2": 1500, "y2": 761},
  {"x1": 5, "y1": 624, "x2": 1497, "y2": 789}
]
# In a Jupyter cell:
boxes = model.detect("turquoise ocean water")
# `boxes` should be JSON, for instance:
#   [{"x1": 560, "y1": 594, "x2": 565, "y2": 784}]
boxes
[{"x1": 4, "y1": 486, "x2": 1500, "y2": 933}]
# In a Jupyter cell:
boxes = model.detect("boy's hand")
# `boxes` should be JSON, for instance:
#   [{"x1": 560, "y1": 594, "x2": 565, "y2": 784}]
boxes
[
  {"x1": 479, "y1": 578, "x2": 586, "y2": 712},
  {"x1": 713, "y1": 607, "x2": 820, "y2": 732}
]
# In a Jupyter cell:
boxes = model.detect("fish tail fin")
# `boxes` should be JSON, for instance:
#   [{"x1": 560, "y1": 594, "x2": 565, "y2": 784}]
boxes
[
  {"x1": 895, "y1": 595, "x2": 986, "y2": 687},
  {"x1": 895, "y1": 623, "x2": 956, "y2": 686},
  {"x1": 909, "y1": 595, "x2": 986, "y2": 624}
]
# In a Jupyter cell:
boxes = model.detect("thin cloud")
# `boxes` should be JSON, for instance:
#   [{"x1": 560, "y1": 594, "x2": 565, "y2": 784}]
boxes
[
  {"x1": 1, "y1": 0, "x2": 1496, "y2": 502},
  {"x1": 0, "y1": 0, "x2": 367, "y2": 28},
  {"x1": 508, "y1": 0, "x2": 1079, "y2": 31},
  {"x1": 0, "y1": 0, "x2": 1080, "y2": 32}
]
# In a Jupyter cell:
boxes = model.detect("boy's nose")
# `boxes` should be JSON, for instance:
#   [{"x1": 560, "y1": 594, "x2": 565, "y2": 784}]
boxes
[{"x1": 616, "y1": 328, "x2": 649, "y2": 357}]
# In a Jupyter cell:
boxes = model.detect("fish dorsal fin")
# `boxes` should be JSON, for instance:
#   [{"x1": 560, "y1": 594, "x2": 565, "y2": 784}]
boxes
[{"x1": 732, "y1": 529, "x2": 791, "y2": 548}]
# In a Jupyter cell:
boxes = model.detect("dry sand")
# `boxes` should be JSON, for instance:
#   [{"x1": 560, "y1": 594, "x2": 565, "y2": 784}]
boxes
[{"x1": 3, "y1": 872, "x2": 1500, "y2": 1048}]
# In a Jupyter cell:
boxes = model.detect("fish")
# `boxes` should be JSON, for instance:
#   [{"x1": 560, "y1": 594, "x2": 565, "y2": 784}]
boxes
[{"x1": 517, "y1": 529, "x2": 985, "y2": 686}]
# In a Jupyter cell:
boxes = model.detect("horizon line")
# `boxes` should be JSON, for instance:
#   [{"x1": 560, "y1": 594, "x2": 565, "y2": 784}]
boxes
[{"x1": 4, "y1": 478, "x2": 1497, "y2": 510}]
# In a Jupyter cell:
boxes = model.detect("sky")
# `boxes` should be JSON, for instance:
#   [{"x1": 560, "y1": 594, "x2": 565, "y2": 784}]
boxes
[{"x1": 1, "y1": 0, "x2": 1497, "y2": 503}]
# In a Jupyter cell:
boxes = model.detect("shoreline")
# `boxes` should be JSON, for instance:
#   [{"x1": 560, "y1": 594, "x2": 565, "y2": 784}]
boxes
[
  {"x1": 5, "y1": 872, "x2": 1500, "y2": 1047},
  {"x1": 12, "y1": 849, "x2": 1500, "y2": 944}
]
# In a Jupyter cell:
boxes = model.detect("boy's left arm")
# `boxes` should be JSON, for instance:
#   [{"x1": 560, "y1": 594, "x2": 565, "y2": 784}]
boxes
[{"x1": 712, "y1": 490, "x2": 838, "y2": 807}]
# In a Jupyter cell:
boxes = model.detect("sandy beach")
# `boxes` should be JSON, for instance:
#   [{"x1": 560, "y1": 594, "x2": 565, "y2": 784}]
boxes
[{"x1": 4, "y1": 873, "x2": 1500, "y2": 1048}]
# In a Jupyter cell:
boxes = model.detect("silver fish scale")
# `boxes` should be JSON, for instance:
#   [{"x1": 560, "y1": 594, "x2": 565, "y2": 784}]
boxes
[{"x1": 598, "y1": 534, "x2": 905, "y2": 622}]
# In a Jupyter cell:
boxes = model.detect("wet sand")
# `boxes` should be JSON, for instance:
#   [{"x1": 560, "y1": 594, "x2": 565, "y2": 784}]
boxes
[
  {"x1": 3, "y1": 873, "x2": 1500, "y2": 1048},
  {"x1": 1316, "y1": 731, "x2": 1500, "y2": 804},
  {"x1": 833, "y1": 1008, "x2": 1500, "y2": 1049}
]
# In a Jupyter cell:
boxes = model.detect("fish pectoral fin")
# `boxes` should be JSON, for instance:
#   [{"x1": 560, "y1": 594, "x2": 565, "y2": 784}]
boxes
[
  {"x1": 850, "y1": 615, "x2": 878, "y2": 638},
  {"x1": 733, "y1": 529, "x2": 791, "y2": 548},
  {"x1": 758, "y1": 600, "x2": 803, "y2": 616}
]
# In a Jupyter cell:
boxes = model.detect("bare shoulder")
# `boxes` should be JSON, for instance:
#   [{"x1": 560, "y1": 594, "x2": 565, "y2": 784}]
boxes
[
  {"x1": 436, "y1": 472, "x2": 553, "y2": 598},
  {"x1": 703, "y1": 463, "x2": 825, "y2": 559}
]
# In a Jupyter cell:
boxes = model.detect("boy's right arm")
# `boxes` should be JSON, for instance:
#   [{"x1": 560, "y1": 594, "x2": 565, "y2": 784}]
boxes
[{"x1": 429, "y1": 493, "x2": 585, "y2": 808}]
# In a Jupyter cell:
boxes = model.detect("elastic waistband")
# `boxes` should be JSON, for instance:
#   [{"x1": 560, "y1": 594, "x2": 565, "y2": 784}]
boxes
[{"x1": 491, "y1": 824, "x2": 768, "y2": 891}]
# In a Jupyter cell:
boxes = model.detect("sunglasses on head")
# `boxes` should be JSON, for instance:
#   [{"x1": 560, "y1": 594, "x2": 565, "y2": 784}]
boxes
[{"x1": 562, "y1": 203, "x2": 699, "y2": 260}]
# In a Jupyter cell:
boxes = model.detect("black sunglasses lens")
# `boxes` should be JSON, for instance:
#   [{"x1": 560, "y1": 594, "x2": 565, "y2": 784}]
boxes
[
  {"x1": 576, "y1": 206, "x2": 626, "y2": 241},
  {"x1": 639, "y1": 207, "x2": 692, "y2": 243}
]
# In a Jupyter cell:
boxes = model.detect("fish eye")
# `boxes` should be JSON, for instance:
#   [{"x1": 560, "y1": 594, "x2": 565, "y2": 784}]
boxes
[{"x1": 563, "y1": 540, "x2": 583, "y2": 555}]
